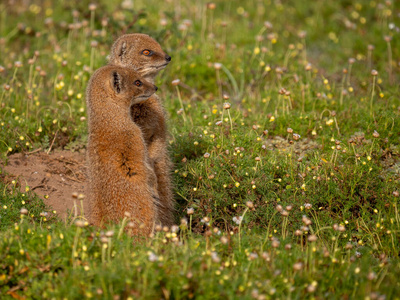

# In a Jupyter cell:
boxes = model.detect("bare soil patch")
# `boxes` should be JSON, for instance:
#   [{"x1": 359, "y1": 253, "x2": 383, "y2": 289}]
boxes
[{"x1": 1, "y1": 150, "x2": 88, "y2": 220}]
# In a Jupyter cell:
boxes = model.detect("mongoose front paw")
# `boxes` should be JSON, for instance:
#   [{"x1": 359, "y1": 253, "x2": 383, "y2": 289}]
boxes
[
  {"x1": 121, "y1": 162, "x2": 137, "y2": 177},
  {"x1": 120, "y1": 154, "x2": 137, "y2": 177}
]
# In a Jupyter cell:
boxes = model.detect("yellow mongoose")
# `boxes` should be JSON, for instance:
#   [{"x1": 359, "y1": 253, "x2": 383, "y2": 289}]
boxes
[
  {"x1": 86, "y1": 65, "x2": 159, "y2": 235},
  {"x1": 108, "y1": 33, "x2": 174, "y2": 227}
]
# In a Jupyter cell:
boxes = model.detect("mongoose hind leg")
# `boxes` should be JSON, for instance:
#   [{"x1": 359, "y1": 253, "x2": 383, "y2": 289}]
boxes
[
  {"x1": 118, "y1": 150, "x2": 161, "y2": 221},
  {"x1": 148, "y1": 141, "x2": 174, "y2": 227},
  {"x1": 88, "y1": 200, "x2": 104, "y2": 227},
  {"x1": 154, "y1": 159, "x2": 174, "y2": 227}
]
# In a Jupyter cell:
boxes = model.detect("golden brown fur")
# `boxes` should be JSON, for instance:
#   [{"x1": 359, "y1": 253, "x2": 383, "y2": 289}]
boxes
[
  {"x1": 86, "y1": 65, "x2": 159, "y2": 235},
  {"x1": 108, "y1": 33, "x2": 174, "y2": 227}
]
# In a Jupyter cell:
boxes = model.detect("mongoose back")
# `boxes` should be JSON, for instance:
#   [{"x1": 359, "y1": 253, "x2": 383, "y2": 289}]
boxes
[
  {"x1": 86, "y1": 65, "x2": 159, "y2": 235},
  {"x1": 108, "y1": 33, "x2": 174, "y2": 227}
]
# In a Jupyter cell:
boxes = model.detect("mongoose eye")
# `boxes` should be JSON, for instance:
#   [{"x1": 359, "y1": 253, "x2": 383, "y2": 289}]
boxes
[
  {"x1": 141, "y1": 49, "x2": 153, "y2": 56},
  {"x1": 135, "y1": 80, "x2": 142, "y2": 87}
]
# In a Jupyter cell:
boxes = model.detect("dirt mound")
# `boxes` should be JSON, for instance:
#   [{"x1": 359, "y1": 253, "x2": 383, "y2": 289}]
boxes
[{"x1": 1, "y1": 150, "x2": 88, "y2": 220}]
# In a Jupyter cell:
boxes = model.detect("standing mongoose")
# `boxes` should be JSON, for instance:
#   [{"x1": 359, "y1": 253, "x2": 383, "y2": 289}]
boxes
[
  {"x1": 86, "y1": 65, "x2": 159, "y2": 235},
  {"x1": 108, "y1": 33, "x2": 174, "y2": 227}
]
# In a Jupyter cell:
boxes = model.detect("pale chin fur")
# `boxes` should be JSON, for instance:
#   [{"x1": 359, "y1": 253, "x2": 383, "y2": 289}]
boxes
[
  {"x1": 133, "y1": 95, "x2": 153, "y2": 103},
  {"x1": 140, "y1": 67, "x2": 158, "y2": 75},
  {"x1": 137, "y1": 63, "x2": 168, "y2": 85},
  {"x1": 140, "y1": 64, "x2": 167, "y2": 76},
  {"x1": 153, "y1": 63, "x2": 168, "y2": 69}
]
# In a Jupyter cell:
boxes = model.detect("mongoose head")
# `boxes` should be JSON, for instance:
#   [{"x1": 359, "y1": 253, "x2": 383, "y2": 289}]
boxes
[
  {"x1": 109, "y1": 33, "x2": 171, "y2": 81},
  {"x1": 89, "y1": 65, "x2": 158, "y2": 106}
]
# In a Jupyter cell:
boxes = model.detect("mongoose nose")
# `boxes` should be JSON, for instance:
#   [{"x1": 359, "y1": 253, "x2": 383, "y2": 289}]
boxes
[
  {"x1": 165, "y1": 55, "x2": 171, "y2": 62},
  {"x1": 154, "y1": 85, "x2": 158, "y2": 91}
]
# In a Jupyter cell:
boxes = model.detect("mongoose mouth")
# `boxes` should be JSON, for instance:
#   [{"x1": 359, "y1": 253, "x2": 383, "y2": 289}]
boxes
[
  {"x1": 152, "y1": 63, "x2": 169, "y2": 70},
  {"x1": 134, "y1": 94, "x2": 153, "y2": 101}
]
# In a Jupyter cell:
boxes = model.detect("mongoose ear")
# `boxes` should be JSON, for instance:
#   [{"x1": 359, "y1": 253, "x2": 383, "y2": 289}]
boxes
[
  {"x1": 112, "y1": 71, "x2": 122, "y2": 94},
  {"x1": 117, "y1": 41, "x2": 127, "y2": 60}
]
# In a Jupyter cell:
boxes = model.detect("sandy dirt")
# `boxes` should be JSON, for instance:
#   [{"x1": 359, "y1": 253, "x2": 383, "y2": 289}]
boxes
[{"x1": 1, "y1": 150, "x2": 88, "y2": 220}]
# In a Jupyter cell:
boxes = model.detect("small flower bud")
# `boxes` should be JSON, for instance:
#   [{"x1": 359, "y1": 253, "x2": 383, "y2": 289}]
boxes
[
  {"x1": 213, "y1": 63, "x2": 222, "y2": 70},
  {"x1": 298, "y1": 31, "x2": 307, "y2": 38},
  {"x1": 220, "y1": 236, "x2": 228, "y2": 244},
  {"x1": 88, "y1": 3, "x2": 97, "y2": 11},
  {"x1": 302, "y1": 215, "x2": 312, "y2": 225},
  {"x1": 293, "y1": 262, "x2": 303, "y2": 270},
  {"x1": 367, "y1": 272, "x2": 377, "y2": 281},
  {"x1": 171, "y1": 225, "x2": 179, "y2": 233},
  {"x1": 75, "y1": 220, "x2": 85, "y2": 227},
  {"x1": 223, "y1": 102, "x2": 231, "y2": 110},
  {"x1": 384, "y1": 35, "x2": 392, "y2": 42},
  {"x1": 307, "y1": 284, "x2": 316, "y2": 293},
  {"x1": 271, "y1": 238, "x2": 280, "y2": 248},
  {"x1": 308, "y1": 234, "x2": 317, "y2": 242},
  {"x1": 345, "y1": 242, "x2": 353, "y2": 250},
  {"x1": 294, "y1": 229, "x2": 303, "y2": 236},
  {"x1": 171, "y1": 79, "x2": 180, "y2": 86},
  {"x1": 246, "y1": 201, "x2": 254, "y2": 209},
  {"x1": 207, "y1": 2, "x2": 216, "y2": 10},
  {"x1": 280, "y1": 210, "x2": 288, "y2": 216}
]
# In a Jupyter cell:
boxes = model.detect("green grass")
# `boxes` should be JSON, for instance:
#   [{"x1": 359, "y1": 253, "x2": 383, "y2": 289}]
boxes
[
  {"x1": 0, "y1": 179, "x2": 57, "y2": 231},
  {"x1": 1, "y1": 0, "x2": 400, "y2": 298}
]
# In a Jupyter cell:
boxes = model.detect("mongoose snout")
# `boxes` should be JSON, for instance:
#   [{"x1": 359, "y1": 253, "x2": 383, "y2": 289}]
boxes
[
  {"x1": 130, "y1": 78, "x2": 158, "y2": 104},
  {"x1": 165, "y1": 54, "x2": 171, "y2": 62}
]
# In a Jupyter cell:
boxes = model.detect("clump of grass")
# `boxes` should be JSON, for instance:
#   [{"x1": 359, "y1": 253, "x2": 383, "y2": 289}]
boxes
[
  {"x1": 0, "y1": 171, "x2": 57, "y2": 230},
  {"x1": 1, "y1": 198, "x2": 400, "y2": 298}
]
